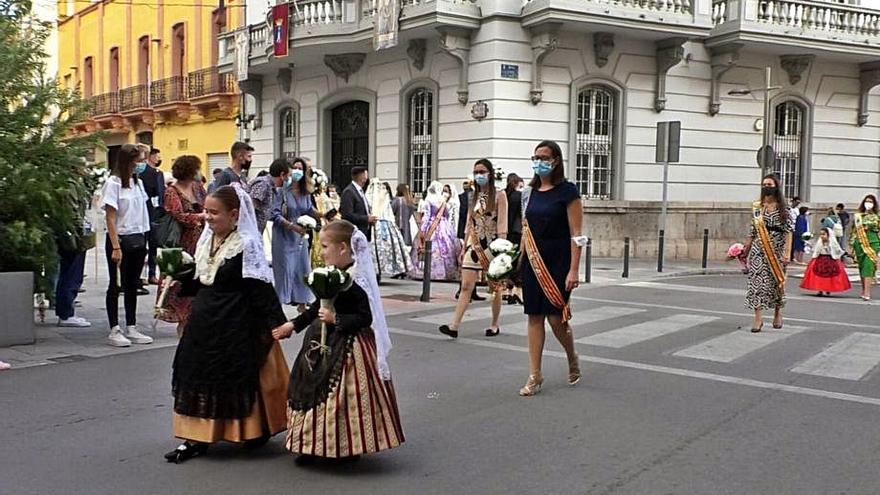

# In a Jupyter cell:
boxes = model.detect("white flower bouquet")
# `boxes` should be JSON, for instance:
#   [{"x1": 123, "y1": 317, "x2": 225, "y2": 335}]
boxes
[
  {"x1": 486, "y1": 238, "x2": 520, "y2": 282},
  {"x1": 296, "y1": 214, "x2": 318, "y2": 241},
  {"x1": 488, "y1": 238, "x2": 515, "y2": 255},
  {"x1": 312, "y1": 168, "x2": 328, "y2": 188},
  {"x1": 303, "y1": 265, "x2": 354, "y2": 359},
  {"x1": 154, "y1": 248, "x2": 195, "y2": 326},
  {"x1": 801, "y1": 231, "x2": 813, "y2": 241}
]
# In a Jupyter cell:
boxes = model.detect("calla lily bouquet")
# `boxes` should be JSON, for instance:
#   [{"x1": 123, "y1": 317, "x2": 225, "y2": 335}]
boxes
[
  {"x1": 303, "y1": 265, "x2": 354, "y2": 360},
  {"x1": 487, "y1": 238, "x2": 520, "y2": 282},
  {"x1": 154, "y1": 248, "x2": 195, "y2": 327}
]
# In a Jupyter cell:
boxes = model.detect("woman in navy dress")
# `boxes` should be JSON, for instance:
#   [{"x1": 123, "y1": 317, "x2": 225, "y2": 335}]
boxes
[{"x1": 519, "y1": 140, "x2": 583, "y2": 396}]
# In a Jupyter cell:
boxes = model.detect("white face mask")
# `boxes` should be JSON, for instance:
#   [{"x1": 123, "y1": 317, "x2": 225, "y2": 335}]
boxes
[{"x1": 865, "y1": 202, "x2": 875, "y2": 210}]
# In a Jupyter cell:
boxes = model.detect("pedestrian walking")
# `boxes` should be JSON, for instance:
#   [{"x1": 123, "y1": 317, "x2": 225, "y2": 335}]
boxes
[
  {"x1": 100, "y1": 143, "x2": 153, "y2": 347},
  {"x1": 339, "y1": 166, "x2": 376, "y2": 240},
  {"x1": 851, "y1": 194, "x2": 880, "y2": 301},
  {"x1": 271, "y1": 220, "x2": 404, "y2": 464},
  {"x1": 745, "y1": 174, "x2": 793, "y2": 333},
  {"x1": 453, "y1": 179, "x2": 484, "y2": 301},
  {"x1": 439, "y1": 159, "x2": 508, "y2": 339},
  {"x1": 213, "y1": 141, "x2": 253, "y2": 189},
  {"x1": 165, "y1": 185, "x2": 289, "y2": 463},
  {"x1": 519, "y1": 140, "x2": 583, "y2": 396},
  {"x1": 249, "y1": 158, "x2": 290, "y2": 235},
  {"x1": 368, "y1": 181, "x2": 410, "y2": 278},
  {"x1": 206, "y1": 168, "x2": 223, "y2": 194},
  {"x1": 800, "y1": 227, "x2": 851, "y2": 296},
  {"x1": 55, "y1": 194, "x2": 93, "y2": 328},
  {"x1": 139, "y1": 146, "x2": 165, "y2": 287},
  {"x1": 391, "y1": 183, "x2": 417, "y2": 246},
  {"x1": 503, "y1": 173, "x2": 524, "y2": 305},
  {"x1": 793, "y1": 206, "x2": 809, "y2": 264},
  {"x1": 271, "y1": 157, "x2": 316, "y2": 311},
  {"x1": 408, "y1": 181, "x2": 461, "y2": 281}
]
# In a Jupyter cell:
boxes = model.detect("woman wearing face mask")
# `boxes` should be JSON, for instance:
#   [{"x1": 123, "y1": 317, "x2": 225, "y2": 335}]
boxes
[
  {"x1": 439, "y1": 159, "x2": 508, "y2": 338},
  {"x1": 744, "y1": 174, "x2": 793, "y2": 332},
  {"x1": 408, "y1": 181, "x2": 461, "y2": 281},
  {"x1": 270, "y1": 157, "x2": 317, "y2": 312},
  {"x1": 851, "y1": 194, "x2": 880, "y2": 300},
  {"x1": 518, "y1": 141, "x2": 583, "y2": 396}
]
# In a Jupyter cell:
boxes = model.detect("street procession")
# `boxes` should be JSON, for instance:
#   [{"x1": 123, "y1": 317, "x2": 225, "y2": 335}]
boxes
[{"x1": 3, "y1": 0, "x2": 880, "y2": 492}]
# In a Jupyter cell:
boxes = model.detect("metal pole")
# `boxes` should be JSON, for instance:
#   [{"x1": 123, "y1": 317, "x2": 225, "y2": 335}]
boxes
[
  {"x1": 419, "y1": 240, "x2": 432, "y2": 302},
  {"x1": 584, "y1": 237, "x2": 592, "y2": 284},
  {"x1": 761, "y1": 66, "x2": 772, "y2": 177},
  {"x1": 657, "y1": 229, "x2": 665, "y2": 273},
  {"x1": 659, "y1": 159, "x2": 669, "y2": 272},
  {"x1": 701, "y1": 228, "x2": 709, "y2": 269},
  {"x1": 622, "y1": 237, "x2": 630, "y2": 279}
]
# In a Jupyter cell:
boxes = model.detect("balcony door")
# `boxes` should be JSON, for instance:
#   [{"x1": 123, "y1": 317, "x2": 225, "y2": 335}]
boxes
[{"x1": 330, "y1": 101, "x2": 369, "y2": 191}]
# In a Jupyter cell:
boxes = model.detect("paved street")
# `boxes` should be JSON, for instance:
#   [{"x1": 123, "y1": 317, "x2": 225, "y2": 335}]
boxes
[{"x1": 3, "y1": 269, "x2": 880, "y2": 494}]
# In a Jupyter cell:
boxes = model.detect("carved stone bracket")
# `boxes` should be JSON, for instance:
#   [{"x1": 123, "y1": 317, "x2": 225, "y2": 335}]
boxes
[
  {"x1": 858, "y1": 61, "x2": 880, "y2": 126},
  {"x1": 239, "y1": 76, "x2": 263, "y2": 129},
  {"x1": 407, "y1": 39, "x2": 427, "y2": 71},
  {"x1": 654, "y1": 38, "x2": 686, "y2": 113},
  {"x1": 438, "y1": 28, "x2": 472, "y2": 105},
  {"x1": 529, "y1": 23, "x2": 561, "y2": 105},
  {"x1": 277, "y1": 65, "x2": 294, "y2": 94},
  {"x1": 324, "y1": 53, "x2": 366, "y2": 83},
  {"x1": 780, "y1": 54, "x2": 814, "y2": 85},
  {"x1": 709, "y1": 44, "x2": 741, "y2": 116},
  {"x1": 593, "y1": 32, "x2": 615, "y2": 68}
]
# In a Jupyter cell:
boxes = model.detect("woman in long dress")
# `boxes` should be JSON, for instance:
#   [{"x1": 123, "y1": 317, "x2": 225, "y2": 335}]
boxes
[
  {"x1": 271, "y1": 157, "x2": 317, "y2": 311},
  {"x1": 165, "y1": 184, "x2": 289, "y2": 463},
  {"x1": 745, "y1": 173, "x2": 793, "y2": 332},
  {"x1": 368, "y1": 181, "x2": 410, "y2": 278},
  {"x1": 392, "y1": 184, "x2": 417, "y2": 247},
  {"x1": 272, "y1": 220, "x2": 404, "y2": 464},
  {"x1": 851, "y1": 194, "x2": 880, "y2": 300},
  {"x1": 310, "y1": 169, "x2": 334, "y2": 269},
  {"x1": 156, "y1": 155, "x2": 207, "y2": 337},
  {"x1": 408, "y1": 181, "x2": 461, "y2": 281}
]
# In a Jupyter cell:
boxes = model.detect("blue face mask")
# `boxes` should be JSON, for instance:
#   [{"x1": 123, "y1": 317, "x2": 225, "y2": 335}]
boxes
[
  {"x1": 291, "y1": 169, "x2": 304, "y2": 182},
  {"x1": 532, "y1": 160, "x2": 553, "y2": 177},
  {"x1": 283, "y1": 176, "x2": 293, "y2": 188},
  {"x1": 135, "y1": 162, "x2": 147, "y2": 175},
  {"x1": 474, "y1": 173, "x2": 489, "y2": 186}
]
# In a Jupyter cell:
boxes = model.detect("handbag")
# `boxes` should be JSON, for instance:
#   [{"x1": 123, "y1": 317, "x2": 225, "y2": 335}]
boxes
[
  {"x1": 151, "y1": 210, "x2": 182, "y2": 248},
  {"x1": 119, "y1": 232, "x2": 147, "y2": 252}
]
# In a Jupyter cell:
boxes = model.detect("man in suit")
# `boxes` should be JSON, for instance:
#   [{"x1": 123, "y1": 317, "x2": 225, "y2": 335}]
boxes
[
  {"x1": 138, "y1": 145, "x2": 165, "y2": 288},
  {"x1": 340, "y1": 166, "x2": 377, "y2": 241},
  {"x1": 454, "y1": 179, "x2": 484, "y2": 301}
]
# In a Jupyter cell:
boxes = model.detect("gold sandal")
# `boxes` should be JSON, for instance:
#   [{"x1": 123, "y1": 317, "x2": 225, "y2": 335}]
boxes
[
  {"x1": 518, "y1": 372, "x2": 543, "y2": 396},
  {"x1": 568, "y1": 355, "x2": 581, "y2": 386}
]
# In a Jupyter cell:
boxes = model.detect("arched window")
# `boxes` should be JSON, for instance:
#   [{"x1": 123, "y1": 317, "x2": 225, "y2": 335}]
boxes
[
  {"x1": 406, "y1": 88, "x2": 434, "y2": 194},
  {"x1": 772, "y1": 101, "x2": 805, "y2": 199},
  {"x1": 574, "y1": 86, "x2": 615, "y2": 199},
  {"x1": 279, "y1": 106, "x2": 298, "y2": 160}
]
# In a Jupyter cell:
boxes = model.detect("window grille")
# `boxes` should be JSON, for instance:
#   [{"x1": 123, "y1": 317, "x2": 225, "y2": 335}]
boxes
[
  {"x1": 407, "y1": 88, "x2": 434, "y2": 194},
  {"x1": 575, "y1": 86, "x2": 614, "y2": 199},
  {"x1": 280, "y1": 107, "x2": 297, "y2": 160},
  {"x1": 772, "y1": 101, "x2": 803, "y2": 199}
]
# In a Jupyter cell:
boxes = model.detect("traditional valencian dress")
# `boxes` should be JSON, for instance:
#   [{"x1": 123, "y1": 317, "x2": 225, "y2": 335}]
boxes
[
  {"x1": 800, "y1": 229, "x2": 852, "y2": 294},
  {"x1": 368, "y1": 182, "x2": 410, "y2": 278},
  {"x1": 408, "y1": 181, "x2": 461, "y2": 281},
  {"x1": 285, "y1": 232, "x2": 404, "y2": 459},
  {"x1": 170, "y1": 186, "x2": 289, "y2": 447},
  {"x1": 851, "y1": 211, "x2": 880, "y2": 279}
]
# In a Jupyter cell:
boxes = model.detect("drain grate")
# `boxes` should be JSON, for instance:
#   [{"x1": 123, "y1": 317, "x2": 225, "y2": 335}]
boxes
[{"x1": 47, "y1": 354, "x2": 90, "y2": 364}]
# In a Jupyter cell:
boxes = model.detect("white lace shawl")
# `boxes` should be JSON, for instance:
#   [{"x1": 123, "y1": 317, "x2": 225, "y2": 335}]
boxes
[{"x1": 350, "y1": 230, "x2": 393, "y2": 380}]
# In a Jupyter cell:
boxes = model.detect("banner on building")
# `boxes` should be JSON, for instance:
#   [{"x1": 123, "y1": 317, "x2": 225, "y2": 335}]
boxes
[
  {"x1": 373, "y1": 0, "x2": 399, "y2": 51},
  {"x1": 234, "y1": 29, "x2": 250, "y2": 82},
  {"x1": 272, "y1": 4, "x2": 290, "y2": 58}
]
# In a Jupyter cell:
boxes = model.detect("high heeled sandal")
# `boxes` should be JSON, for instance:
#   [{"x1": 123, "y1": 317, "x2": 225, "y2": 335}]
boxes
[
  {"x1": 485, "y1": 327, "x2": 500, "y2": 337},
  {"x1": 568, "y1": 356, "x2": 582, "y2": 386},
  {"x1": 518, "y1": 373, "x2": 543, "y2": 397},
  {"x1": 750, "y1": 323, "x2": 764, "y2": 333},
  {"x1": 164, "y1": 441, "x2": 208, "y2": 463}
]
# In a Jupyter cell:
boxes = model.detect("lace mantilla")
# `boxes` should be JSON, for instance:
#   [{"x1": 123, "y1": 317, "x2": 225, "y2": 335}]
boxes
[{"x1": 194, "y1": 231, "x2": 244, "y2": 286}]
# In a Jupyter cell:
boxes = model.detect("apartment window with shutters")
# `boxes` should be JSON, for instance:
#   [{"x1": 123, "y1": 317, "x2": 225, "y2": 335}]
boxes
[
  {"x1": 406, "y1": 88, "x2": 434, "y2": 194},
  {"x1": 574, "y1": 86, "x2": 615, "y2": 199},
  {"x1": 279, "y1": 106, "x2": 298, "y2": 161},
  {"x1": 772, "y1": 101, "x2": 806, "y2": 199}
]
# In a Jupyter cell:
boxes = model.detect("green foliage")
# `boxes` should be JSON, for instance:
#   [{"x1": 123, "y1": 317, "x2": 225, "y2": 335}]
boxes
[{"x1": 0, "y1": 0, "x2": 102, "y2": 294}]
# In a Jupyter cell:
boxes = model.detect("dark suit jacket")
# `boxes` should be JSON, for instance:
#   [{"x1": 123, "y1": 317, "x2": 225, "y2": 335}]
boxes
[
  {"x1": 457, "y1": 191, "x2": 469, "y2": 239},
  {"x1": 340, "y1": 182, "x2": 371, "y2": 241},
  {"x1": 506, "y1": 189, "x2": 523, "y2": 237},
  {"x1": 138, "y1": 165, "x2": 165, "y2": 218}
]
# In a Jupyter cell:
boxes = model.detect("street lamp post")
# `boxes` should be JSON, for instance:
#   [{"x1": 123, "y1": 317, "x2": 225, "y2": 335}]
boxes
[{"x1": 728, "y1": 66, "x2": 782, "y2": 178}]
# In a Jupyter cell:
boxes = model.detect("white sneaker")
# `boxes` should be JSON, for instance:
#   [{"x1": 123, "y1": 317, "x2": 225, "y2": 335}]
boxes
[
  {"x1": 108, "y1": 326, "x2": 132, "y2": 347},
  {"x1": 58, "y1": 316, "x2": 92, "y2": 328},
  {"x1": 125, "y1": 326, "x2": 154, "y2": 344}
]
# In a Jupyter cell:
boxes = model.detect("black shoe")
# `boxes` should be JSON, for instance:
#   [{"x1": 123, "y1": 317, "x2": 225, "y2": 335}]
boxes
[
  {"x1": 439, "y1": 325, "x2": 458, "y2": 339},
  {"x1": 136, "y1": 286, "x2": 150, "y2": 296},
  {"x1": 750, "y1": 323, "x2": 764, "y2": 333},
  {"x1": 242, "y1": 434, "x2": 270, "y2": 450},
  {"x1": 507, "y1": 294, "x2": 523, "y2": 305},
  {"x1": 485, "y1": 327, "x2": 500, "y2": 337},
  {"x1": 164, "y1": 441, "x2": 208, "y2": 463},
  {"x1": 294, "y1": 454, "x2": 318, "y2": 466},
  {"x1": 470, "y1": 292, "x2": 486, "y2": 302},
  {"x1": 454, "y1": 290, "x2": 460, "y2": 300}
]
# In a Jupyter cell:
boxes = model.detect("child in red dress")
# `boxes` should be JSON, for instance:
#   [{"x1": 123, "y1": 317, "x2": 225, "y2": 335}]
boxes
[{"x1": 800, "y1": 227, "x2": 852, "y2": 296}]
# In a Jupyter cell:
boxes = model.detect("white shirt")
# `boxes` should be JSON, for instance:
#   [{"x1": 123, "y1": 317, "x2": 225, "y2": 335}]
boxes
[
  {"x1": 356, "y1": 182, "x2": 371, "y2": 214},
  {"x1": 100, "y1": 175, "x2": 151, "y2": 235}
]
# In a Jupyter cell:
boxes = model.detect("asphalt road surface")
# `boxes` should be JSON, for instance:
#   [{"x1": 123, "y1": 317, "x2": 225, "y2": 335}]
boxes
[{"x1": 3, "y1": 274, "x2": 880, "y2": 495}]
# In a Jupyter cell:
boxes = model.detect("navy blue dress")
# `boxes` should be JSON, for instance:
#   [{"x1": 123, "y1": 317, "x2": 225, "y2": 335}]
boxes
[{"x1": 521, "y1": 181, "x2": 580, "y2": 315}]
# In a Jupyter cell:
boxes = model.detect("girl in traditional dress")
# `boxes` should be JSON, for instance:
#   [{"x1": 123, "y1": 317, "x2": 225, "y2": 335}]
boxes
[
  {"x1": 408, "y1": 181, "x2": 461, "y2": 281},
  {"x1": 368, "y1": 181, "x2": 410, "y2": 278},
  {"x1": 271, "y1": 157, "x2": 317, "y2": 311},
  {"x1": 745, "y1": 174, "x2": 793, "y2": 332},
  {"x1": 165, "y1": 185, "x2": 290, "y2": 463},
  {"x1": 439, "y1": 159, "x2": 508, "y2": 338},
  {"x1": 271, "y1": 220, "x2": 404, "y2": 464},
  {"x1": 851, "y1": 194, "x2": 880, "y2": 301},
  {"x1": 156, "y1": 155, "x2": 207, "y2": 337},
  {"x1": 801, "y1": 227, "x2": 851, "y2": 297}
]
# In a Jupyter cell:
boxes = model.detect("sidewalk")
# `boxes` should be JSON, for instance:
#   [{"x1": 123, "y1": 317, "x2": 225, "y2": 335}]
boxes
[{"x1": 0, "y1": 251, "x2": 829, "y2": 371}]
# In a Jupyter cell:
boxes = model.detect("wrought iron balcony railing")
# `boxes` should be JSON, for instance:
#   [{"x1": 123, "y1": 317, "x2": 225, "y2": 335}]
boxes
[
  {"x1": 149, "y1": 76, "x2": 187, "y2": 106},
  {"x1": 119, "y1": 85, "x2": 149, "y2": 112},
  {"x1": 187, "y1": 67, "x2": 235, "y2": 99}
]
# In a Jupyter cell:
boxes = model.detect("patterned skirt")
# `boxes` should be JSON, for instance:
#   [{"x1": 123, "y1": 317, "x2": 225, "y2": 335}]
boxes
[
  {"x1": 800, "y1": 255, "x2": 852, "y2": 293},
  {"x1": 285, "y1": 332, "x2": 404, "y2": 458}
]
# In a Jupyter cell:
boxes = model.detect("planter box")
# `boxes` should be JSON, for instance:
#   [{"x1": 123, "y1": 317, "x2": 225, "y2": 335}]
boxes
[{"x1": 0, "y1": 271, "x2": 35, "y2": 346}]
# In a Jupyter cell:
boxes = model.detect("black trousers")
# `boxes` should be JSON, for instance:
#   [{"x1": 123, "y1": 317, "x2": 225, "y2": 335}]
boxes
[
  {"x1": 55, "y1": 249, "x2": 86, "y2": 320},
  {"x1": 105, "y1": 234, "x2": 147, "y2": 327}
]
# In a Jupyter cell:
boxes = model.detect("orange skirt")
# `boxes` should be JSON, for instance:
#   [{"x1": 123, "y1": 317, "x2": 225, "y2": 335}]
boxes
[
  {"x1": 173, "y1": 342, "x2": 290, "y2": 444},
  {"x1": 285, "y1": 332, "x2": 404, "y2": 458}
]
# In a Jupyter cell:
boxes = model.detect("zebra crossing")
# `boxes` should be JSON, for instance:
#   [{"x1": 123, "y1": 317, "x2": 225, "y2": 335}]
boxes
[{"x1": 405, "y1": 303, "x2": 880, "y2": 382}]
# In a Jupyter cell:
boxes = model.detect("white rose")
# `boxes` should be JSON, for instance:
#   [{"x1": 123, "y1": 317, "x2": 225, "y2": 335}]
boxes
[
  {"x1": 181, "y1": 252, "x2": 194, "y2": 264},
  {"x1": 489, "y1": 238, "x2": 514, "y2": 254}
]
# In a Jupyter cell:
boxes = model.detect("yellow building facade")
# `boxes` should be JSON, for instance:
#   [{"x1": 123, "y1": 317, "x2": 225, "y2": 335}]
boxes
[{"x1": 57, "y1": 0, "x2": 245, "y2": 174}]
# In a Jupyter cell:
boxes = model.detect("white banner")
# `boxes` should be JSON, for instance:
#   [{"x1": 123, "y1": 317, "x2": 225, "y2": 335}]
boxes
[
  {"x1": 234, "y1": 29, "x2": 250, "y2": 82},
  {"x1": 373, "y1": 0, "x2": 399, "y2": 51}
]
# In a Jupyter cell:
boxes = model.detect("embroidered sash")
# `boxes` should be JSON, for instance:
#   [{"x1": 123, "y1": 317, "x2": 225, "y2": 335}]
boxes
[
  {"x1": 522, "y1": 218, "x2": 571, "y2": 322},
  {"x1": 854, "y1": 213, "x2": 878, "y2": 261},
  {"x1": 424, "y1": 198, "x2": 449, "y2": 240},
  {"x1": 468, "y1": 215, "x2": 503, "y2": 291},
  {"x1": 752, "y1": 202, "x2": 786, "y2": 291}
]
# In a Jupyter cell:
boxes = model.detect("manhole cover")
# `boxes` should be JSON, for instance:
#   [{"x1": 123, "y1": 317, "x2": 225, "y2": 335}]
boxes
[{"x1": 47, "y1": 355, "x2": 89, "y2": 364}]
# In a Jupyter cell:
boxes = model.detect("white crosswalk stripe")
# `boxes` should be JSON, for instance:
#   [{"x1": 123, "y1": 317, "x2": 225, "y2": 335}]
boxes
[
  {"x1": 791, "y1": 332, "x2": 880, "y2": 380},
  {"x1": 502, "y1": 306, "x2": 647, "y2": 336},
  {"x1": 673, "y1": 326, "x2": 809, "y2": 363},
  {"x1": 408, "y1": 304, "x2": 521, "y2": 326},
  {"x1": 577, "y1": 314, "x2": 719, "y2": 348}
]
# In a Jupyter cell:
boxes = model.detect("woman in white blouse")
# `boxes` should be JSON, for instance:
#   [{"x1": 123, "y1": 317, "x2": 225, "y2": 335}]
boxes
[{"x1": 101, "y1": 143, "x2": 154, "y2": 347}]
